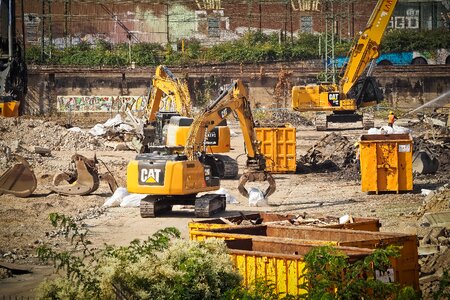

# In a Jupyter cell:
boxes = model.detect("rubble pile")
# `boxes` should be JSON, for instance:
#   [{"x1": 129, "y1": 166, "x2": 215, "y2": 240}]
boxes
[
  {"x1": 0, "y1": 117, "x2": 109, "y2": 152},
  {"x1": 416, "y1": 187, "x2": 450, "y2": 299},
  {"x1": 256, "y1": 110, "x2": 313, "y2": 127},
  {"x1": 419, "y1": 222, "x2": 450, "y2": 299},
  {"x1": 297, "y1": 132, "x2": 358, "y2": 177},
  {"x1": 417, "y1": 186, "x2": 450, "y2": 218}
]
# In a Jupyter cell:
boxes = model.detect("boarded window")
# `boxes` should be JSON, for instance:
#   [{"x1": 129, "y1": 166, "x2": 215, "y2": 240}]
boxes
[
  {"x1": 208, "y1": 17, "x2": 220, "y2": 37},
  {"x1": 300, "y1": 16, "x2": 313, "y2": 33}
]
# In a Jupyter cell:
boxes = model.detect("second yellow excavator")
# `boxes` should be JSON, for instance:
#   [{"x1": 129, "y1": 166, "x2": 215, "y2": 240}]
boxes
[
  {"x1": 127, "y1": 79, "x2": 276, "y2": 217},
  {"x1": 291, "y1": 0, "x2": 397, "y2": 130},
  {"x1": 134, "y1": 65, "x2": 238, "y2": 178}
]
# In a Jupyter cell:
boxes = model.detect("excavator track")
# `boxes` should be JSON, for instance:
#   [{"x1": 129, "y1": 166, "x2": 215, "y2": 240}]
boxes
[
  {"x1": 139, "y1": 194, "x2": 225, "y2": 218},
  {"x1": 214, "y1": 154, "x2": 239, "y2": 179},
  {"x1": 140, "y1": 196, "x2": 173, "y2": 218},
  {"x1": 194, "y1": 194, "x2": 226, "y2": 218},
  {"x1": 362, "y1": 113, "x2": 374, "y2": 129},
  {"x1": 315, "y1": 113, "x2": 328, "y2": 131}
]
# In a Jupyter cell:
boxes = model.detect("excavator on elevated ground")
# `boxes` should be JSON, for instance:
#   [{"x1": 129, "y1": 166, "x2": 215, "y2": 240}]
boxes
[
  {"x1": 134, "y1": 65, "x2": 238, "y2": 178},
  {"x1": 0, "y1": 0, "x2": 27, "y2": 117},
  {"x1": 291, "y1": 0, "x2": 397, "y2": 130},
  {"x1": 127, "y1": 79, "x2": 276, "y2": 218}
]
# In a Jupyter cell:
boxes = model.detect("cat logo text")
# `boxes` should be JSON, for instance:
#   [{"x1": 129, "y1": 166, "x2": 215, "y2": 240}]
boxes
[{"x1": 139, "y1": 168, "x2": 164, "y2": 185}]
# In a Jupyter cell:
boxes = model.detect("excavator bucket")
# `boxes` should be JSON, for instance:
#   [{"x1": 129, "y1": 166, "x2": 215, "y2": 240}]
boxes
[
  {"x1": 50, "y1": 154, "x2": 118, "y2": 196},
  {"x1": 413, "y1": 150, "x2": 440, "y2": 174},
  {"x1": 0, "y1": 155, "x2": 37, "y2": 198},
  {"x1": 238, "y1": 170, "x2": 276, "y2": 198},
  {"x1": 50, "y1": 154, "x2": 100, "y2": 196}
]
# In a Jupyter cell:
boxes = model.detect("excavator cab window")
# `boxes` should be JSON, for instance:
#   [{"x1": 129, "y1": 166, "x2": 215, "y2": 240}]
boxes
[
  {"x1": 155, "y1": 111, "x2": 180, "y2": 143},
  {"x1": 348, "y1": 77, "x2": 384, "y2": 106}
]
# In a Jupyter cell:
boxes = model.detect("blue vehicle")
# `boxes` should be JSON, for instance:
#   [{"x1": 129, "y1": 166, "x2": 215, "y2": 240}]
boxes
[{"x1": 336, "y1": 49, "x2": 450, "y2": 67}]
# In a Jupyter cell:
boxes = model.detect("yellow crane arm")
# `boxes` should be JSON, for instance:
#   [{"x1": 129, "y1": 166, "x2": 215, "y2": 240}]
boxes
[
  {"x1": 339, "y1": 0, "x2": 398, "y2": 94},
  {"x1": 146, "y1": 65, "x2": 192, "y2": 122},
  {"x1": 185, "y1": 79, "x2": 260, "y2": 161}
]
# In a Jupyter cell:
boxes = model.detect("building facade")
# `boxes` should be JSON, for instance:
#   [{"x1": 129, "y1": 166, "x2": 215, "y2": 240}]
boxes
[{"x1": 15, "y1": 0, "x2": 450, "y2": 48}]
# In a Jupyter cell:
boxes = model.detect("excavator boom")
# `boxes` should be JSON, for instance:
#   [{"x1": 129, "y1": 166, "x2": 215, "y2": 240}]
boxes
[
  {"x1": 185, "y1": 79, "x2": 275, "y2": 197},
  {"x1": 185, "y1": 80, "x2": 257, "y2": 159},
  {"x1": 146, "y1": 65, "x2": 192, "y2": 121},
  {"x1": 340, "y1": 0, "x2": 398, "y2": 94}
]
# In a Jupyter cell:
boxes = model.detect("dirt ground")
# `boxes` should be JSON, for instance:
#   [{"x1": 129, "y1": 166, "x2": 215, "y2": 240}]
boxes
[{"x1": 0, "y1": 115, "x2": 448, "y2": 297}]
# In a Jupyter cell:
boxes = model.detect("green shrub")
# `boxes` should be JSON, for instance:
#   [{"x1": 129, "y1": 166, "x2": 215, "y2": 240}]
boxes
[
  {"x1": 299, "y1": 245, "x2": 419, "y2": 300},
  {"x1": 382, "y1": 29, "x2": 450, "y2": 52},
  {"x1": 36, "y1": 213, "x2": 241, "y2": 300}
]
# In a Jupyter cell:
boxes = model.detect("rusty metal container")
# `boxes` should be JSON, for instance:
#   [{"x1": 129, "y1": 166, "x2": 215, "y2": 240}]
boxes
[
  {"x1": 255, "y1": 126, "x2": 296, "y2": 173},
  {"x1": 359, "y1": 134, "x2": 413, "y2": 193},
  {"x1": 189, "y1": 213, "x2": 381, "y2": 239},
  {"x1": 190, "y1": 225, "x2": 419, "y2": 291},
  {"x1": 223, "y1": 238, "x2": 374, "y2": 297}
]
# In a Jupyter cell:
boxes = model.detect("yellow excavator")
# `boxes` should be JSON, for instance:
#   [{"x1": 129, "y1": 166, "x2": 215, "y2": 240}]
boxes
[
  {"x1": 136, "y1": 65, "x2": 238, "y2": 178},
  {"x1": 127, "y1": 79, "x2": 276, "y2": 217},
  {"x1": 291, "y1": 0, "x2": 398, "y2": 130}
]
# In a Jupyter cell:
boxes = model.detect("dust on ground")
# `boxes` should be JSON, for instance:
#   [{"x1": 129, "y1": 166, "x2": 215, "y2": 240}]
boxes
[{"x1": 0, "y1": 114, "x2": 449, "y2": 297}]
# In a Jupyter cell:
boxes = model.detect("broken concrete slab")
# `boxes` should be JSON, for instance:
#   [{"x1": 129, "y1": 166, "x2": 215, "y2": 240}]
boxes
[
  {"x1": 418, "y1": 245, "x2": 439, "y2": 256},
  {"x1": 33, "y1": 146, "x2": 51, "y2": 156},
  {"x1": 424, "y1": 211, "x2": 450, "y2": 229}
]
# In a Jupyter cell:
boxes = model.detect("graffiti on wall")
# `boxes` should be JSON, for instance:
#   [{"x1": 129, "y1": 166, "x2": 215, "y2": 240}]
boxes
[{"x1": 56, "y1": 95, "x2": 148, "y2": 112}]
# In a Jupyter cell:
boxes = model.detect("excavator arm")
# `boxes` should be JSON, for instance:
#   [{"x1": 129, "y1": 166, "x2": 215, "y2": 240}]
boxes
[
  {"x1": 185, "y1": 79, "x2": 275, "y2": 197},
  {"x1": 185, "y1": 80, "x2": 259, "y2": 161},
  {"x1": 146, "y1": 65, "x2": 192, "y2": 121},
  {"x1": 339, "y1": 0, "x2": 398, "y2": 95}
]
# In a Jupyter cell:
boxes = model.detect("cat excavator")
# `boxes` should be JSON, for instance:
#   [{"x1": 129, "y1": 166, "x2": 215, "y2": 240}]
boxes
[
  {"x1": 127, "y1": 79, "x2": 276, "y2": 218},
  {"x1": 291, "y1": 0, "x2": 397, "y2": 130},
  {"x1": 135, "y1": 65, "x2": 238, "y2": 178}
]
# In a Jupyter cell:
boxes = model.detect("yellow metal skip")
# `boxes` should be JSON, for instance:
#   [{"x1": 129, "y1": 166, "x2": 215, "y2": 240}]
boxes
[
  {"x1": 359, "y1": 134, "x2": 413, "y2": 193},
  {"x1": 255, "y1": 127, "x2": 296, "y2": 173},
  {"x1": 231, "y1": 250, "x2": 307, "y2": 296}
]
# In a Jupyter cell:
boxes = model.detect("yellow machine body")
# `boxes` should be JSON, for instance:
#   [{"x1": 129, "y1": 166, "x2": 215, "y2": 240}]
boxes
[
  {"x1": 0, "y1": 99, "x2": 19, "y2": 117},
  {"x1": 291, "y1": 84, "x2": 358, "y2": 112},
  {"x1": 127, "y1": 159, "x2": 219, "y2": 195},
  {"x1": 166, "y1": 124, "x2": 231, "y2": 153}
]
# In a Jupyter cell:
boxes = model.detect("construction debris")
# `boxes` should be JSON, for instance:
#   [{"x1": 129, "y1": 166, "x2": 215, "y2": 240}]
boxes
[
  {"x1": 0, "y1": 118, "x2": 109, "y2": 151},
  {"x1": 416, "y1": 187, "x2": 450, "y2": 299},
  {"x1": 255, "y1": 109, "x2": 313, "y2": 127},
  {"x1": 297, "y1": 132, "x2": 357, "y2": 177},
  {"x1": 89, "y1": 114, "x2": 134, "y2": 141}
]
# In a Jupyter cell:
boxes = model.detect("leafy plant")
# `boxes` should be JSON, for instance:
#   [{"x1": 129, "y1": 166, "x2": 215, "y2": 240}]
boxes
[
  {"x1": 298, "y1": 245, "x2": 418, "y2": 300},
  {"x1": 382, "y1": 29, "x2": 450, "y2": 52},
  {"x1": 36, "y1": 213, "x2": 241, "y2": 300},
  {"x1": 434, "y1": 268, "x2": 450, "y2": 300}
]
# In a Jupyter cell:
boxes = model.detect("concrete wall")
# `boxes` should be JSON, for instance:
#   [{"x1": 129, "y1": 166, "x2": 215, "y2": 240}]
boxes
[{"x1": 25, "y1": 64, "x2": 450, "y2": 115}]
